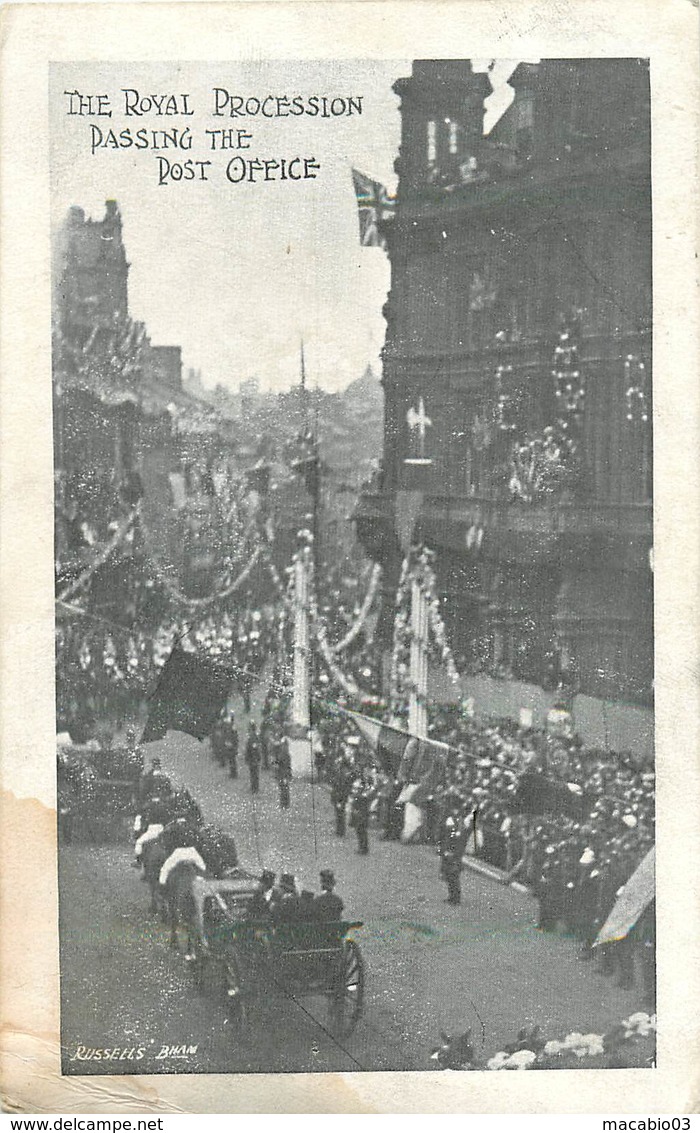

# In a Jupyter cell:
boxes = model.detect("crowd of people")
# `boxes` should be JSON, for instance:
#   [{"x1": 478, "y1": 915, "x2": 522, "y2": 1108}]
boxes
[
  {"x1": 55, "y1": 604, "x2": 281, "y2": 742},
  {"x1": 314, "y1": 701, "x2": 655, "y2": 1004},
  {"x1": 56, "y1": 550, "x2": 655, "y2": 1008}
]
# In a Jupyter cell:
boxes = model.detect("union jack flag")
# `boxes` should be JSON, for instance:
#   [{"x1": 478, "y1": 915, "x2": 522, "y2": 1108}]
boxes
[{"x1": 352, "y1": 168, "x2": 395, "y2": 249}]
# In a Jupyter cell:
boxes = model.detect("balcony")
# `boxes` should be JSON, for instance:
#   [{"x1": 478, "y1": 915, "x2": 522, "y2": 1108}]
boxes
[{"x1": 420, "y1": 494, "x2": 652, "y2": 566}]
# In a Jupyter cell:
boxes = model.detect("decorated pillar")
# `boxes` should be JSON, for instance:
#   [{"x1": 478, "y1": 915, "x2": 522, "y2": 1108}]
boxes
[
  {"x1": 408, "y1": 576, "x2": 429, "y2": 738},
  {"x1": 290, "y1": 546, "x2": 313, "y2": 777}
]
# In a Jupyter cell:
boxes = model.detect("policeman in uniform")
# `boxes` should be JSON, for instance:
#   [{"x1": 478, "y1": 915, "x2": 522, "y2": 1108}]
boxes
[
  {"x1": 221, "y1": 711, "x2": 239, "y2": 779},
  {"x1": 330, "y1": 758, "x2": 353, "y2": 837},
  {"x1": 275, "y1": 735, "x2": 292, "y2": 809},
  {"x1": 351, "y1": 779, "x2": 372, "y2": 855},
  {"x1": 245, "y1": 721, "x2": 262, "y2": 795},
  {"x1": 439, "y1": 807, "x2": 468, "y2": 905},
  {"x1": 210, "y1": 717, "x2": 226, "y2": 766}
]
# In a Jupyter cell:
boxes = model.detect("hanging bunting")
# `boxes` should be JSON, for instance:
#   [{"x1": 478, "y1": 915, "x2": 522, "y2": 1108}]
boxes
[{"x1": 624, "y1": 355, "x2": 650, "y2": 425}]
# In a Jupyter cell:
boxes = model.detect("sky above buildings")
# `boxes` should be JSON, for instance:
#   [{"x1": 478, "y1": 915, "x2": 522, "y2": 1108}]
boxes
[{"x1": 51, "y1": 60, "x2": 520, "y2": 394}]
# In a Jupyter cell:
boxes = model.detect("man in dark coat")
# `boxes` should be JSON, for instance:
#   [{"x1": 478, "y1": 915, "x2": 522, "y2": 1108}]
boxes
[
  {"x1": 313, "y1": 870, "x2": 344, "y2": 920},
  {"x1": 275, "y1": 735, "x2": 292, "y2": 810},
  {"x1": 138, "y1": 758, "x2": 171, "y2": 804},
  {"x1": 210, "y1": 719, "x2": 226, "y2": 766},
  {"x1": 330, "y1": 762, "x2": 352, "y2": 837},
  {"x1": 272, "y1": 874, "x2": 300, "y2": 921},
  {"x1": 351, "y1": 781, "x2": 372, "y2": 855},
  {"x1": 220, "y1": 712, "x2": 239, "y2": 779},
  {"x1": 439, "y1": 808, "x2": 468, "y2": 905},
  {"x1": 245, "y1": 722, "x2": 262, "y2": 795},
  {"x1": 381, "y1": 777, "x2": 404, "y2": 841}
]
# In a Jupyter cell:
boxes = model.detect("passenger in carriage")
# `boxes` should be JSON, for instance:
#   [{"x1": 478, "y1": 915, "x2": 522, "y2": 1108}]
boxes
[
  {"x1": 313, "y1": 870, "x2": 344, "y2": 921},
  {"x1": 248, "y1": 869, "x2": 278, "y2": 919},
  {"x1": 298, "y1": 890, "x2": 317, "y2": 919},
  {"x1": 272, "y1": 873, "x2": 301, "y2": 921}
]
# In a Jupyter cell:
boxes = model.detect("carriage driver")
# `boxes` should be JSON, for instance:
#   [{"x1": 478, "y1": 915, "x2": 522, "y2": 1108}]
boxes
[
  {"x1": 138, "y1": 758, "x2": 171, "y2": 804},
  {"x1": 132, "y1": 794, "x2": 171, "y2": 869}
]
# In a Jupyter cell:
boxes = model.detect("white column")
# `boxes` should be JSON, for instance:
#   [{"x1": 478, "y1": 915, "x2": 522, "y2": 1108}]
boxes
[
  {"x1": 408, "y1": 577, "x2": 429, "y2": 739},
  {"x1": 292, "y1": 552, "x2": 310, "y2": 729},
  {"x1": 290, "y1": 548, "x2": 313, "y2": 777}
]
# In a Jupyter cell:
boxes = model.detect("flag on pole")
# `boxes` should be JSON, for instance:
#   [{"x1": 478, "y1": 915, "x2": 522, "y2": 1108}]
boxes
[
  {"x1": 594, "y1": 846, "x2": 655, "y2": 946},
  {"x1": 395, "y1": 784, "x2": 423, "y2": 843},
  {"x1": 344, "y1": 711, "x2": 407, "y2": 775},
  {"x1": 342, "y1": 708, "x2": 448, "y2": 784},
  {"x1": 464, "y1": 808, "x2": 484, "y2": 855},
  {"x1": 352, "y1": 169, "x2": 394, "y2": 249},
  {"x1": 512, "y1": 770, "x2": 592, "y2": 821},
  {"x1": 398, "y1": 734, "x2": 449, "y2": 793},
  {"x1": 142, "y1": 646, "x2": 233, "y2": 743}
]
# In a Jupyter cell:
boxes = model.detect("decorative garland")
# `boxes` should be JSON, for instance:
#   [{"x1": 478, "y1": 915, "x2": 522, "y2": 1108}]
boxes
[
  {"x1": 317, "y1": 561, "x2": 383, "y2": 655},
  {"x1": 314, "y1": 619, "x2": 363, "y2": 699},
  {"x1": 151, "y1": 544, "x2": 262, "y2": 610},
  {"x1": 138, "y1": 507, "x2": 262, "y2": 610},
  {"x1": 420, "y1": 550, "x2": 460, "y2": 683},
  {"x1": 508, "y1": 313, "x2": 583, "y2": 505},
  {"x1": 494, "y1": 362, "x2": 519, "y2": 434},
  {"x1": 389, "y1": 548, "x2": 460, "y2": 708},
  {"x1": 552, "y1": 315, "x2": 585, "y2": 424},
  {"x1": 301, "y1": 547, "x2": 379, "y2": 704},
  {"x1": 57, "y1": 506, "x2": 139, "y2": 603},
  {"x1": 389, "y1": 555, "x2": 412, "y2": 707},
  {"x1": 264, "y1": 548, "x2": 287, "y2": 600},
  {"x1": 53, "y1": 319, "x2": 147, "y2": 403},
  {"x1": 625, "y1": 354, "x2": 650, "y2": 424},
  {"x1": 508, "y1": 428, "x2": 571, "y2": 505}
]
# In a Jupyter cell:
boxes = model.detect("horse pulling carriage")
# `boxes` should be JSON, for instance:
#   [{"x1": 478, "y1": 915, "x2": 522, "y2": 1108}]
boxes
[{"x1": 178, "y1": 872, "x2": 366, "y2": 1037}]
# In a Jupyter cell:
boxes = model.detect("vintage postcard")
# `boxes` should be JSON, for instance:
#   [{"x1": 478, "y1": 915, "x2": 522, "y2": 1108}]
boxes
[{"x1": 1, "y1": 0, "x2": 698, "y2": 1115}]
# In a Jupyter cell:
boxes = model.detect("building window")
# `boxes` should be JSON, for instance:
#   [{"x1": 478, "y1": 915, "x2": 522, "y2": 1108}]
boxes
[{"x1": 427, "y1": 120, "x2": 437, "y2": 165}]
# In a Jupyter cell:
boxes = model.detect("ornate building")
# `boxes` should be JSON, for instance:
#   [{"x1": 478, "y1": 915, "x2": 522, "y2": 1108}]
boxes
[
  {"x1": 52, "y1": 201, "x2": 241, "y2": 609},
  {"x1": 356, "y1": 59, "x2": 652, "y2": 716}
]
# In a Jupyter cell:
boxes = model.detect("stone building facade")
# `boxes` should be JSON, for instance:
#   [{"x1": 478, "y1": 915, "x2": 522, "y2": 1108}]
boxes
[{"x1": 356, "y1": 59, "x2": 653, "y2": 715}]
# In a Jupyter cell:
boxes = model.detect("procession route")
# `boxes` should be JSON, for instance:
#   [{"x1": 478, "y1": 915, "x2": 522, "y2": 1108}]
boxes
[{"x1": 59, "y1": 726, "x2": 641, "y2": 1074}]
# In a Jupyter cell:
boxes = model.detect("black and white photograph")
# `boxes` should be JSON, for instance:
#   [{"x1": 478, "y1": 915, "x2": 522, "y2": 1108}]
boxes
[{"x1": 50, "y1": 56, "x2": 657, "y2": 1078}]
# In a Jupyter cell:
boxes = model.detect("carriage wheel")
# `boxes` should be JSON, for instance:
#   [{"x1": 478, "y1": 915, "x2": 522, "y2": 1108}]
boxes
[
  {"x1": 329, "y1": 939, "x2": 365, "y2": 1036},
  {"x1": 209, "y1": 949, "x2": 249, "y2": 1029}
]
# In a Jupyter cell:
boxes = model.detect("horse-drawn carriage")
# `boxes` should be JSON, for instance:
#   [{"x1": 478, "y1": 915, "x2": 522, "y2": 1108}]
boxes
[
  {"x1": 180, "y1": 872, "x2": 366, "y2": 1037},
  {"x1": 57, "y1": 741, "x2": 143, "y2": 843}
]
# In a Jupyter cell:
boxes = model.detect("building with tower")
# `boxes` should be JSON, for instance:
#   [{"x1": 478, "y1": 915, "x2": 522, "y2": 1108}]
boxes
[{"x1": 356, "y1": 59, "x2": 653, "y2": 747}]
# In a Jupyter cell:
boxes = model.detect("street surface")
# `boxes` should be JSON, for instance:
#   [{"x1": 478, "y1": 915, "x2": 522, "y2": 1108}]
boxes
[{"x1": 59, "y1": 725, "x2": 641, "y2": 1075}]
